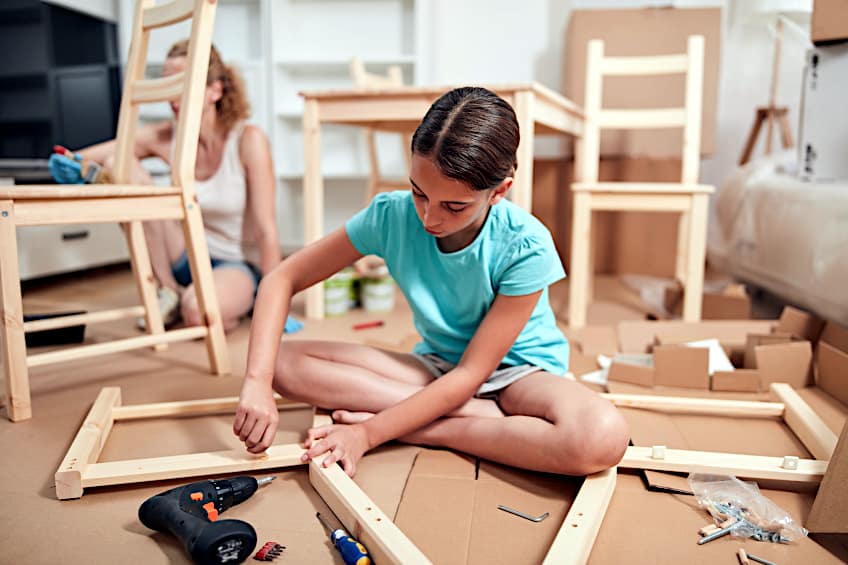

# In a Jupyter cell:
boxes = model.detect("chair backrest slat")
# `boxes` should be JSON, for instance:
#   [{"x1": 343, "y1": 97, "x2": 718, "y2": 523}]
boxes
[
  {"x1": 131, "y1": 72, "x2": 185, "y2": 104},
  {"x1": 578, "y1": 35, "x2": 705, "y2": 184},
  {"x1": 142, "y1": 0, "x2": 195, "y2": 29},
  {"x1": 112, "y1": 0, "x2": 216, "y2": 193}
]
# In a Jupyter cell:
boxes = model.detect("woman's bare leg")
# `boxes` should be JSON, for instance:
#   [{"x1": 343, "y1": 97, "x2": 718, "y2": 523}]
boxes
[
  {"x1": 181, "y1": 267, "x2": 256, "y2": 331},
  {"x1": 272, "y1": 341, "x2": 504, "y2": 419},
  {"x1": 142, "y1": 219, "x2": 185, "y2": 291}
]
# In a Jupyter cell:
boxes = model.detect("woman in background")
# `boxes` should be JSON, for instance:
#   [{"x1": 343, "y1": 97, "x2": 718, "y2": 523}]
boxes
[{"x1": 80, "y1": 40, "x2": 280, "y2": 331}]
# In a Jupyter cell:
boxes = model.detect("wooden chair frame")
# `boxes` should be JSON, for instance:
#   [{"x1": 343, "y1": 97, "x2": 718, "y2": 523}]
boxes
[
  {"x1": 349, "y1": 57, "x2": 412, "y2": 205},
  {"x1": 568, "y1": 35, "x2": 715, "y2": 328},
  {"x1": 54, "y1": 381, "x2": 835, "y2": 563},
  {"x1": 0, "y1": 0, "x2": 230, "y2": 422}
]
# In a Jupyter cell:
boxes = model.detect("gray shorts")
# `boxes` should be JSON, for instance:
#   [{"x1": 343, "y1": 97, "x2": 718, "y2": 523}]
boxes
[{"x1": 412, "y1": 353, "x2": 543, "y2": 398}]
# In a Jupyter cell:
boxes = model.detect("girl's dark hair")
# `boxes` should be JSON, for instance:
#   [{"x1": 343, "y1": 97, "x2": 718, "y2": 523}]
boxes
[{"x1": 411, "y1": 87, "x2": 519, "y2": 191}]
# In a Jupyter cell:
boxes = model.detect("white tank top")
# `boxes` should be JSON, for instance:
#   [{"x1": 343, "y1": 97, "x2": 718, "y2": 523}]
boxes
[{"x1": 193, "y1": 123, "x2": 259, "y2": 265}]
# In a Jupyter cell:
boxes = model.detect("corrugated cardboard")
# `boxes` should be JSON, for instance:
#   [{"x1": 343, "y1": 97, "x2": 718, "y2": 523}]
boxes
[
  {"x1": 573, "y1": 325, "x2": 619, "y2": 357},
  {"x1": 755, "y1": 341, "x2": 814, "y2": 389},
  {"x1": 653, "y1": 345, "x2": 710, "y2": 389},
  {"x1": 564, "y1": 7, "x2": 721, "y2": 158},
  {"x1": 618, "y1": 320, "x2": 776, "y2": 354},
  {"x1": 712, "y1": 369, "x2": 761, "y2": 393},
  {"x1": 821, "y1": 320, "x2": 848, "y2": 352},
  {"x1": 811, "y1": 0, "x2": 848, "y2": 45},
  {"x1": 744, "y1": 332, "x2": 793, "y2": 369},
  {"x1": 776, "y1": 305, "x2": 825, "y2": 343},
  {"x1": 817, "y1": 341, "x2": 848, "y2": 406},
  {"x1": 664, "y1": 284, "x2": 752, "y2": 320},
  {"x1": 393, "y1": 449, "x2": 580, "y2": 565},
  {"x1": 807, "y1": 422, "x2": 848, "y2": 533},
  {"x1": 608, "y1": 354, "x2": 655, "y2": 387}
]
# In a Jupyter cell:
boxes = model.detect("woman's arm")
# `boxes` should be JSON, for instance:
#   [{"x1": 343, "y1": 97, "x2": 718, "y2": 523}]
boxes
[
  {"x1": 77, "y1": 121, "x2": 171, "y2": 165},
  {"x1": 233, "y1": 227, "x2": 364, "y2": 451},
  {"x1": 239, "y1": 125, "x2": 281, "y2": 274}
]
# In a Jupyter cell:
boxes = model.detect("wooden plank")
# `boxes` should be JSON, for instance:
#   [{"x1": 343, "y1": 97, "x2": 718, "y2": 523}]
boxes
[
  {"x1": 82, "y1": 443, "x2": 305, "y2": 488},
  {"x1": 112, "y1": 395, "x2": 309, "y2": 421},
  {"x1": 142, "y1": 0, "x2": 194, "y2": 29},
  {"x1": 621, "y1": 446, "x2": 827, "y2": 482},
  {"x1": 512, "y1": 89, "x2": 535, "y2": 212},
  {"x1": 681, "y1": 35, "x2": 705, "y2": 184},
  {"x1": 303, "y1": 97, "x2": 325, "y2": 319},
  {"x1": 55, "y1": 387, "x2": 122, "y2": 499},
  {"x1": 309, "y1": 459, "x2": 432, "y2": 564},
  {"x1": 681, "y1": 192, "x2": 709, "y2": 322},
  {"x1": 27, "y1": 326, "x2": 208, "y2": 368},
  {"x1": 571, "y1": 182, "x2": 714, "y2": 194},
  {"x1": 588, "y1": 194, "x2": 691, "y2": 213},
  {"x1": 0, "y1": 184, "x2": 180, "y2": 199},
  {"x1": 807, "y1": 422, "x2": 848, "y2": 532},
  {"x1": 601, "y1": 393, "x2": 784, "y2": 418},
  {"x1": 770, "y1": 383, "x2": 837, "y2": 460},
  {"x1": 598, "y1": 108, "x2": 686, "y2": 129},
  {"x1": 131, "y1": 73, "x2": 185, "y2": 104},
  {"x1": 567, "y1": 191, "x2": 592, "y2": 328},
  {"x1": 542, "y1": 468, "x2": 616, "y2": 565},
  {"x1": 0, "y1": 200, "x2": 31, "y2": 421},
  {"x1": 125, "y1": 221, "x2": 166, "y2": 351},
  {"x1": 601, "y1": 53, "x2": 689, "y2": 75},
  {"x1": 13, "y1": 196, "x2": 184, "y2": 226},
  {"x1": 23, "y1": 307, "x2": 144, "y2": 333}
]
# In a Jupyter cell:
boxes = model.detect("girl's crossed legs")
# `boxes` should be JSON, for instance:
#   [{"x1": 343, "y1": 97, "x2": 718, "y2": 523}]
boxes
[{"x1": 274, "y1": 340, "x2": 629, "y2": 476}]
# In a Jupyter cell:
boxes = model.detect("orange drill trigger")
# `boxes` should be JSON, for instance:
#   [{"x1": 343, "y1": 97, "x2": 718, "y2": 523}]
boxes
[{"x1": 202, "y1": 501, "x2": 219, "y2": 522}]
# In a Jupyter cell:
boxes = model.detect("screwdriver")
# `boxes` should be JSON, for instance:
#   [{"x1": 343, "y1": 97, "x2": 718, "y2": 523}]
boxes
[{"x1": 316, "y1": 512, "x2": 372, "y2": 565}]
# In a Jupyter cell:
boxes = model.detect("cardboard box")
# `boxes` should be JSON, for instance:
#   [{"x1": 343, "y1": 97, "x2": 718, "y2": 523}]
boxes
[
  {"x1": 664, "y1": 283, "x2": 752, "y2": 320},
  {"x1": 811, "y1": 0, "x2": 848, "y2": 45},
  {"x1": 817, "y1": 341, "x2": 848, "y2": 406},
  {"x1": 618, "y1": 319, "x2": 776, "y2": 354},
  {"x1": 744, "y1": 333, "x2": 793, "y2": 369},
  {"x1": 799, "y1": 44, "x2": 848, "y2": 182},
  {"x1": 820, "y1": 320, "x2": 848, "y2": 352},
  {"x1": 608, "y1": 354, "x2": 655, "y2": 387},
  {"x1": 712, "y1": 369, "x2": 761, "y2": 393},
  {"x1": 564, "y1": 7, "x2": 721, "y2": 158},
  {"x1": 776, "y1": 305, "x2": 826, "y2": 343},
  {"x1": 756, "y1": 340, "x2": 814, "y2": 389},
  {"x1": 653, "y1": 345, "x2": 710, "y2": 389}
]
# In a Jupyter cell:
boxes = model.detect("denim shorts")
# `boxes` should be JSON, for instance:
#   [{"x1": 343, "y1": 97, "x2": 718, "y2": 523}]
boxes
[
  {"x1": 171, "y1": 251, "x2": 262, "y2": 296},
  {"x1": 412, "y1": 353, "x2": 545, "y2": 399}
]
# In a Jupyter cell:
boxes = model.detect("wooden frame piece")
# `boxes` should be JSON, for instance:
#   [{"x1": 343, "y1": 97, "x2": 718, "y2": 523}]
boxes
[
  {"x1": 600, "y1": 383, "x2": 837, "y2": 483},
  {"x1": 57, "y1": 388, "x2": 618, "y2": 564}
]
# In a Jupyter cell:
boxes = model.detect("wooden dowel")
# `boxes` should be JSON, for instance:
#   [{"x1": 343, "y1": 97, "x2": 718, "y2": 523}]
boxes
[{"x1": 24, "y1": 307, "x2": 144, "y2": 333}]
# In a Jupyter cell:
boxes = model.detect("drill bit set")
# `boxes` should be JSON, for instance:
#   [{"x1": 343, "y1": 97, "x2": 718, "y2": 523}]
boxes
[{"x1": 253, "y1": 541, "x2": 285, "y2": 561}]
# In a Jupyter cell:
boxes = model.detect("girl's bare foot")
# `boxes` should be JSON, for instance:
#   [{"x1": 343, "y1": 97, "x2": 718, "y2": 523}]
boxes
[{"x1": 332, "y1": 410, "x2": 375, "y2": 424}]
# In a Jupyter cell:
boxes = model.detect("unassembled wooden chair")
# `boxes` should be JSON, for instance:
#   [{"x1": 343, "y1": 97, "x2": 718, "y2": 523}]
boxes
[
  {"x1": 568, "y1": 35, "x2": 714, "y2": 328},
  {"x1": 0, "y1": 0, "x2": 230, "y2": 422},
  {"x1": 349, "y1": 57, "x2": 412, "y2": 205}
]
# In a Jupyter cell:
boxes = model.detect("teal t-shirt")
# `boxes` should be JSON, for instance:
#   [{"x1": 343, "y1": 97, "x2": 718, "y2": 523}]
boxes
[{"x1": 346, "y1": 191, "x2": 570, "y2": 375}]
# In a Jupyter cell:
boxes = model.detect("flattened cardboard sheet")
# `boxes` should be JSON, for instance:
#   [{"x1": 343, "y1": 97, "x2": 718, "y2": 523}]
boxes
[
  {"x1": 712, "y1": 369, "x2": 761, "y2": 393},
  {"x1": 755, "y1": 341, "x2": 814, "y2": 389},
  {"x1": 618, "y1": 320, "x2": 775, "y2": 354},
  {"x1": 394, "y1": 449, "x2": 580, "y2": 565},
  {"x1": 816, "y1": 342, "x2": 848, "y2": 407},
  {"x1": 807, "y1": 422, "x2": 848, "y2": 533},
  {"x1": 745, "y1": 333, "x2": 793, "y2": 369},
  {"x1": 653, "y1": 345, "x2": 709, "y2": 389}
]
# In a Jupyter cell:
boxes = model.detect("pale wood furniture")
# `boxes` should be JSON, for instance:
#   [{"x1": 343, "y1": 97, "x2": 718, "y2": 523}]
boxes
[
  {"x1": 56, "y1": 380, "x2": 835, "y2": 563},
  {"x1": 739, "y1": 18, "x2": 794, "y2": 166},
  {"x1": 300, "y1": 82, "x2": 584, "y2": 319},
  {"x1": 568, "y1": 35, "x2": 714, "y2": 328},
  {"x1": 0, "y1": 0, "x2": 230, "y2": 422},
  {"x1": 349, "y1": 57, "x2": 412, "y2": 204}
]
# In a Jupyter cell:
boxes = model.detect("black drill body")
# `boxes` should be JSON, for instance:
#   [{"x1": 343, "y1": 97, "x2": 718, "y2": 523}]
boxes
[{"x1": 139, "y1": 476, "x2": 264, "y2": 565}]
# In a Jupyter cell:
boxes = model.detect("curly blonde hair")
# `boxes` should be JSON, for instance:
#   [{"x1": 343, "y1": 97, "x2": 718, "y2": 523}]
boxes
[{"x1": 167, "y1": 40, "x2": 251, "y2": 132}]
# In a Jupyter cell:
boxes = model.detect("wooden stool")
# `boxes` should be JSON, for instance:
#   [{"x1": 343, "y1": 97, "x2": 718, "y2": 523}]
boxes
[{"x1": 568, "y1": 36, "x2": 714, "y2": 328}]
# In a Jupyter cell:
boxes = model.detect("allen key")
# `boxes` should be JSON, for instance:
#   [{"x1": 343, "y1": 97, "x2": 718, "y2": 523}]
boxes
[{"x1": 497, "y1": 504, "x2": 550, "y2": 522}]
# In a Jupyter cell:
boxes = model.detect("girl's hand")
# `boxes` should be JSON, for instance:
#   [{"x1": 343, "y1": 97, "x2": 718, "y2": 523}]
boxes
[
  {"x1": 301, "y1": 423, "x2": 370, "y2": 477},
  {"x1": 233, "y1": 377, "x2": 279, "y2": 454}
]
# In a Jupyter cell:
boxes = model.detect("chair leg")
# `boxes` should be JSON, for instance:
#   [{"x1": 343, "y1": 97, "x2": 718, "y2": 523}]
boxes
[
  {"x1": 125, "y1": 221, "x2": 166, "y2": 351},
  {"x1": 568, "y1": 192, "x2": 592, "y2": 328},
  {"x1": 180, "y1": 201, "x2": 231, "y2": 376},
  {"x1": 681, "y1": 194, "x2": 709, "y2": 322},
  {"x1": 674, "y1": 210, "x2": 690, "y2": 286},
  {"x1": 0, "y1": 201, "x2": 32, "y2": 421}
]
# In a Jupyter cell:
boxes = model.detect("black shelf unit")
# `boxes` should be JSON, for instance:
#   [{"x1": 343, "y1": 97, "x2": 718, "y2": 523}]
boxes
[{"x1": 0, "y1": 0, "x2": 121, "y2": 159}]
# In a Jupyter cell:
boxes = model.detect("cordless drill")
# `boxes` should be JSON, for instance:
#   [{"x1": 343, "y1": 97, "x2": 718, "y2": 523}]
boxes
[{"x1": 138, "y1": 475, "x2": 275, "y2": 565}]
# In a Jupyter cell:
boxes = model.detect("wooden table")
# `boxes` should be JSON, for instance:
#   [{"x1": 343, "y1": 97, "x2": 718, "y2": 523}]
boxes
[{"x1": 300, "y1": 83, "x2": 584, "y2": 319}]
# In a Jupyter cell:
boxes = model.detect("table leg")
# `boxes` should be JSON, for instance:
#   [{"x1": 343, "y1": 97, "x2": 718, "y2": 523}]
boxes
[
  {"x1": 568, "y1": 192, "x2": 592, "y2": 328},
  {"x1": 512, "y1": 91, "x2": 535, "y2": 212},
  {"x1": 303, "y1": 99, "x2": 325, "y2": 319}
]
